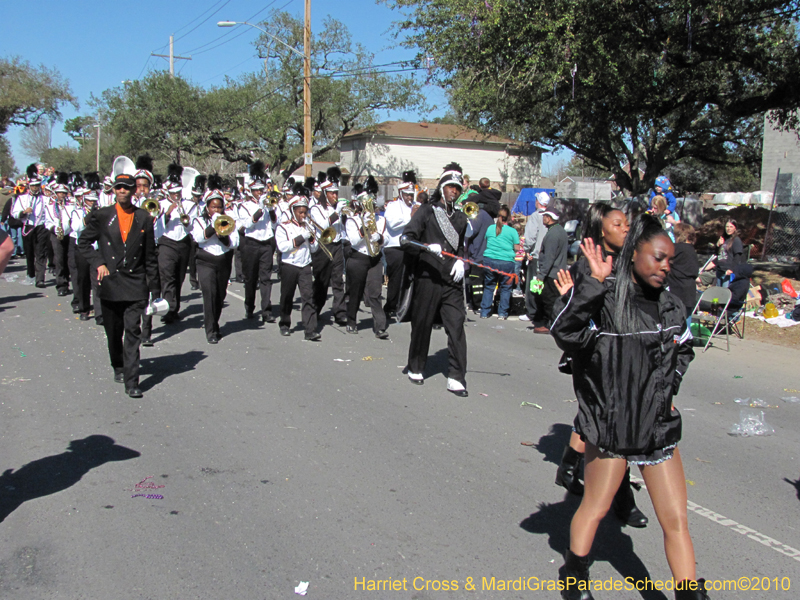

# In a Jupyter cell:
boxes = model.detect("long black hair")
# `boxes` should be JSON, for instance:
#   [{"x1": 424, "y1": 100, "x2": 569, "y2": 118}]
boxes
[
  {"x1": 582, "y1": 202, "x2": 619, "y2": 246},
  {"x1": 613, "y1": 213, "x2": 672, "y2": 333}
]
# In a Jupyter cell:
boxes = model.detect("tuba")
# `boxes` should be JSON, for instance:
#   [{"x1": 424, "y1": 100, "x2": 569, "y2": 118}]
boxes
[
  {"x1": 112, "y1": 156, "x2": 136, "y2": 179},
  {"x1": 213, "y1": 214, "x2": 236, "y2": 237}
]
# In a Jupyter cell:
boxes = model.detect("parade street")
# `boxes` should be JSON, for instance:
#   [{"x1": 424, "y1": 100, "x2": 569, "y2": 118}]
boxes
[{"x1": 1, "y1": 263, "x2": 799, "y2": 599}]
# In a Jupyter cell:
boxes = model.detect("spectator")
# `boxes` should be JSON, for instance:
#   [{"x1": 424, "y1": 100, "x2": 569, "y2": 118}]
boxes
[
  {"x1": 479, "y1": 205, "x2": 520, "y2": 320},
  {"x1": 666, "y1": 223, "x2": 700, "y2": 328},
  {"x1": 0, "y1": 228, "x2": 12, "y2": 274},
  {"x1": 520, "y1": 192, "x2": 550, "y2": 322},
  {"x1": 727, "y1": 263, "x2": 754, "y2": 315},
  {"x1": 648, "y1": 175, "x2": 677, "y2": 214},
  {"x1": 464, "y1": 199, "x2": 495, "y2": 312},
  {"x1": 649, "y1": 195, "x2": 678, "y2": 241},
  {"x1": 706, "y1": 219, "x2": 744, "y2": 286},
  {"x1": 533, "y1": 207, "x2": 568, "y2": 333}
]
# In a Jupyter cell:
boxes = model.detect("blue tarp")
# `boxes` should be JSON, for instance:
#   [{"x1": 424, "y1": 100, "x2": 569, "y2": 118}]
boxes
[{"x1": 511, "y1": 188, "x2": 556, "y2": 216}]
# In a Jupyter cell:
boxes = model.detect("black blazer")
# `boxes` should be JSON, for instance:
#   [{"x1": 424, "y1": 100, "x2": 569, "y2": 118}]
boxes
[{"x1": 78, "y1": 205, "x2": 160, "y2": 302}]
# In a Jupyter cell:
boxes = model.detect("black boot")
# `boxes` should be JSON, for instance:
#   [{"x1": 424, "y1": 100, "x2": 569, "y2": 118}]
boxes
[
  {"x1": 560, "y1": 549, "x2": 594, "y2": 600},
  {"x1": 555, "y1": 446, "x2": 584, "y2": 496},
  {"x1": 612, "y1": 468, "x2": 648, "y2": 528},
  {"x1": 675, "y1": 579, "x2": 710, "y2": 599}
]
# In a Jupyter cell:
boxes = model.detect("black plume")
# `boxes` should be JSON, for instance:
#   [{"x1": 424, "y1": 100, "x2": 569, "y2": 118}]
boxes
[
  {"x1": 26, "y1": 164, "x2": 39, "y2": 179},
  {"x1": 84, "y1": 172, "x2": 101, "y2": 190},
  {"x1": 57, "y1": 172, "x2": 70, "y2": 185},
  {"x1": 69, "y1": 171, "x2": 85, "y2": 190},
  {"x1": 291, "y1": 181, "x2": 309, "y2": 197},
  {"x1": 153, "y1": 174, "x2": 163, "y2": 189},
  {"x1": 326, "y1": 166, "x2": 341, "y2": 183},
  {"x1": 193, "y1": 175, "x2": 207, "y2": 191},
  {"x1": 352, "y1": 183, "x2": 364, "y2": 196},
  {"x1": 317, "y1": 171, "x2": 327, "y2": 185},
  {"x1": 167, "y1": 163, "x2": 183, "y2": 184},
  {"x1": 285, "y1": 177, "x2": 296, "y2": 189},
  {"x1": 365, "y1": 175, "x2": 379, "y2": 195},
  {"x1": 442, "y1": 162, "x2": 463, "y2": 173},
  {"x1": 402, "y1": 170, "x2": 417, "y2": 184},
  {"x1": 304, "y1": 176, "x2": 316, "y2": 190},
  {"x1": 249, "y1": 160, "x2": 267, "y2": 179},
  {"x1": 135, "y1": 154, "x2": 154, "y2": 172},
  {"x1": 207, "y1": 174, "x2": 223, "y2": 191}
]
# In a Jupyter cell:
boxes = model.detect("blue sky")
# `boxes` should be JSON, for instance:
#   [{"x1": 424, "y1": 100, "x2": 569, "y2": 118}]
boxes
[{"x1": 2, "y1": 0, "x2": 561, "y2": 172}]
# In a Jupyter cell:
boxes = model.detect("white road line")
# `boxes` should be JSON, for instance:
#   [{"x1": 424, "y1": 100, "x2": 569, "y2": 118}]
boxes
[
  {"x1": 227, "y1": 290, "x2": 245, "y2": 301},
  {"x1": 630, "y1": 475, "x2": 800, "y2": 563}
]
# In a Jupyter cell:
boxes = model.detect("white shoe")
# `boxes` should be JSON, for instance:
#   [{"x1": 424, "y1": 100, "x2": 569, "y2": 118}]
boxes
[
  {"x1": 408, "y1": 371, "x2": 424, "y2": 385},
  {"x1": 512, "y1": 290, "x2": 524, "y2": 298},
  {"x1": 518, "y1": 314, "x2": 531, "y2": 321},
  {"x1": 447, "y1": 378, "x2": 468, "y2": 397}
]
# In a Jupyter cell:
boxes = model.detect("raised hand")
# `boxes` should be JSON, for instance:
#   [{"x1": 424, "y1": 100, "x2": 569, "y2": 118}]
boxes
[
  {"x1": 580, "y1": 238, "x2": 613, "y2": 283},
  {"x1": 554, "y1": 268, "x2": 574, "y2": 295}
]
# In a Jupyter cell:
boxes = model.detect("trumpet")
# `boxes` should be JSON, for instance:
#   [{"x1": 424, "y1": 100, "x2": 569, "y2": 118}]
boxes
[
  {"x1": 142, "y1": 198, "x2": 161, "y2": 218},
  {"x1": 214, "y1": 214, "x2": 236, "y2": 237},
  {"x1": 461, "y1": 201, "x2": 480, "y2": 220},
  {"x1": 306, "y1": 216, "x2": 336, "y2": 260}
]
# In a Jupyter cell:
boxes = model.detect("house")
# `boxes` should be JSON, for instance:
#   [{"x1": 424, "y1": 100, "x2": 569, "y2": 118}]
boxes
[
  {"x1": 761, "y1": 113, "x2": 800, "y2": 195},
  {"x1": 339, "y1": 121, "x2": 543, "y2": 192}
]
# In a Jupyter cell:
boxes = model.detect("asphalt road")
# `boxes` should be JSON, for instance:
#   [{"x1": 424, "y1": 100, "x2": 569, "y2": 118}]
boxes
[{"x1": 1, "y1": 258, "x2": 799, "y2": 599}]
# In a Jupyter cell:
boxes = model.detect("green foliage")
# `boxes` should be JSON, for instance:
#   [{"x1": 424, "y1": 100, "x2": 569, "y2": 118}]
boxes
[
  {"x1": 0, "y1": 57, "x2": 76, "y2": 134},
  {"x1": 95, "y1": 11, "x2": 427, "y2": 178},
  {"x1": 388, "y1": 0, "x2": 800, "y2": 194},
  {"x1": 0, "y1": 135, "x2": 17, "y2": 177}
]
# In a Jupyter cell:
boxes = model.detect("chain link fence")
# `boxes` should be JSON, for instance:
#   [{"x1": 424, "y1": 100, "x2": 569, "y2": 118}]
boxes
[{"x1": 762, "y1": 172, "x2": 800, "y2": 262}]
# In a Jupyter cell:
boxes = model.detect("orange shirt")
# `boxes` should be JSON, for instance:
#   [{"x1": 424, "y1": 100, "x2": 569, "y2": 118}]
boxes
[{"x1": 115, "y1": 203, "x2": 135, "y2": 243}]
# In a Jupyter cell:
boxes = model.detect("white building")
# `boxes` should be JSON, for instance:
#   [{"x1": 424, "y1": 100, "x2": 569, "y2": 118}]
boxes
[{"x1": 339, "y1": 121, "x2": 543, "y2": 192}]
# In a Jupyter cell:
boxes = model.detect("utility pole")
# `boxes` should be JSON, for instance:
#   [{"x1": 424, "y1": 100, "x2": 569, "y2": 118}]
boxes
[
  {"x1": 95, "y1": 123, "x2": 100, "y2": 172},
  {"x1": 303, "y1": 0, "x2": 312, "y2": 178},
  {"x1": 151, "y1": 35, "x2": 192, "y2": 78}
]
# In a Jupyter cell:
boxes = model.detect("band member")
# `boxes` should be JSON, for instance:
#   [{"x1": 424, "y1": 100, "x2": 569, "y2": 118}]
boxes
[
  {"x1": 344, "y1": 177, "x2": 389, "y2": 338},
  {"x1": 229, "y1": 178, "x2": 246, "y2": 284},
  {"x1": 78, "y1": 173, "x2": 161, "y2": 398},
  {"x1": 310, "y1": 166, "x2": 347, "y2": 326},
  {"x1": 191, "y1": 190, "x2": 239, "y2": 344},
  {"x1": 135, "y1": 156, "x2": 159, "y2": 346},
  {"x1": 45, "y1": 172, "x2": 72, "y2": 296},
  {"x1": 99, "y1": 176, "x2": 115, "y2": 208},
  {"x1": 401, "y1": 163, "x2": 469, "y2": 397},
  {"x1": 238, "y1": 162, "x2": 277, "y2": 323},
  {"x1": 275, "y1": 183, "x2": 321, "y2": 341},
  {"x1": 383, "y1": 170, "x2": 419, "y2": 317},
  {"x1": 65, "y1": 177, "x2": 101, "y2": 322},
  {"x1": 12, "y1": 164, "x2": 48, "y2": 287},
  {"x1": 155, "y1": 165, "x2": 195, "y2": 324}
]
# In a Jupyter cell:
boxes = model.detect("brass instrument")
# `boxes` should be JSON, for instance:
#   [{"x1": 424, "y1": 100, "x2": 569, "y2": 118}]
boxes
[
  {"x1": 214, "y1": 214, "x2": 236, "y2": 237},
  {"x1": 176, "y1": 201, "x2": 192, "y2": 227},
  {"x1": 142, "y1": 198, "x2": 161, "y2": 217},
  {"x1": 55, "y1": 200, "x2": 65, "y2": 241},
  {"x1": 360, "y1": 195, "x2": 380, "y2": 257},
  {"x1": 462, "y1": 201, "x2": 480, "y2": 220},
  {"x1": 306, "y1": 216, "x2": 336, "y2": 260}
]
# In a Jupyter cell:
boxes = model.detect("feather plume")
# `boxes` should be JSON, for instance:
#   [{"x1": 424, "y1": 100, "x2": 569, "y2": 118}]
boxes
[
  {"x1": 402, "y1": 170, "x2": 417, "y2": 184},
  {"x1": 326, "y1": 166, "x2": 342, "y2": 183},
  {"x1": 365, "y1": 175, "x2": 379, "y2": 195},
  {"x1": 135, "y1": 154, "x2": 154, "y2": 172},
  {"x1": 193, "y1": 175, "x2": 207, "y2": 191},
  {"x1": 207, "y1": 174, "x2": 223, "y2": 191},
  {"x1": 26, "y1": 164, "x2": 39, "y2": 179}
]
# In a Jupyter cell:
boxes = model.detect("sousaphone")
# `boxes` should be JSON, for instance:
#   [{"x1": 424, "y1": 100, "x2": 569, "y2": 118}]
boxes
[{"x1": 112, "y1": 156, "x2": 136, "y2": 179}]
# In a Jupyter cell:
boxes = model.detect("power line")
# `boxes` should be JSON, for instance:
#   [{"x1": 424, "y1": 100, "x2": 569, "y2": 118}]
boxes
[
  {"x1": 173, "y1": 0, "x2": 232, "y2": 44},
  {"x1": 183, "y1": 0, "x2": 284, "y2": 55},
  {"x1": 173, "y1": 0, "x2": 228, "y2": 39},
  {"x1": 137, "y1": 56, "x2": 153, "y2": 80}
]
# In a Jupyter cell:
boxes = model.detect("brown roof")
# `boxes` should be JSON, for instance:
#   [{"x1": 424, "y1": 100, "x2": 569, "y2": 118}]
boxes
[{"x1": 343, "y1": 121, "x2": 515, "y2": 145}]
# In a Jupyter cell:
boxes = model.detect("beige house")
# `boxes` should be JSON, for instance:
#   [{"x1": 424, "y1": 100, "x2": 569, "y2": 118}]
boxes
[{"x1": 339, "y1": 121, "x2": 543, "y2": 192}]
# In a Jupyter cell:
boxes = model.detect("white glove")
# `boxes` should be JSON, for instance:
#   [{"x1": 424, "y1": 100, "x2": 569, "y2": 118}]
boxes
[
  {"x1": 450, "y1": 259, "x2": 465, "y2": 283},
  {"x1": 302, "y1": 228, "x2": 313, "y2": 241},
  {"x1": 370, "y1": 232, "x2": 381, "y2": 243},
  {"x1": 212, "y1": 212, "x2": 222, "y2": 223},
  {"x1": 427, "y1": 243, "x2": 442, "y2": 257}
]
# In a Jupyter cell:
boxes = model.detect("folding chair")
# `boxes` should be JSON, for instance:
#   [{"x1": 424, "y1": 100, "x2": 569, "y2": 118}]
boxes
[
  {"x1": 728, "y1": 307, "x2": 746, "y2": 339},
  {"x1": 690, "y1": 286, "x2": 733, "y2": 352}
]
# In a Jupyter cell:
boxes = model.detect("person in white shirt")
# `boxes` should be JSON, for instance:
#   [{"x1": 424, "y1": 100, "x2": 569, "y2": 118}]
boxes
[
  {"x1": 310, "y1": 166, "x2": 347, "y2": 326},
  {"x1": 45, "y1": 173, "x2": 72, "y2": 296},
  {"x1": 99, "y1": 176, "x2": 115, "y2": 208},
  {"x1": 239, "y1": 164, "x2": 278, "y2": 323},
  {"x1": 191, "y1": 190, "x2": 239, "y2": 344},
  {"x1": 275, "y1": 184, "x2": 321, "y2": 341},
  {"x1": 65, "y1": 184, "x2": 100, "y2": 321},
  {"x1": 12, "y1": 164, "x2": 48, "y2": 286},
  {"x1": 383, "y1": 170, "x2": 419, "y2": 317},
  {"x1": 344, "y1": 178, "x2": 389, "y2": 338}
]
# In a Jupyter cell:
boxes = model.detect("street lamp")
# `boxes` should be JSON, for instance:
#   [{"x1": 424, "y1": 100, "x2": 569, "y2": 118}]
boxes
[{"x1": 218, "y1": 15, "x2": 313, "y2": 178}]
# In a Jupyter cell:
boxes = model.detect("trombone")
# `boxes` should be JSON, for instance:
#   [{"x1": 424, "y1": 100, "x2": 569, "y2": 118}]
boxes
[
  {"x1": 176, "y1": 200, "x2": 192, "y2": 227},
  {"x1": 142, "y1": 198, "x2": 161, "y2": 218},
  {"x1": 305, "y1": 216, "x2": 336, "y2": 260}
]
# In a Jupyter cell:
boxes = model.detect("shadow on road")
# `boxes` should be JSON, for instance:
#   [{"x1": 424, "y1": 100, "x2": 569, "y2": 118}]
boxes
[
  {"x1": 0, "y1": 435, "x2": 140, "y2": 523},
  {"x1": 0, "y1": 292, "x2": 45, "y2": 312},
  {"x1": 785, "y1": 477, "x2": 800, "y2": 501},
  {"x1": 140, "y1": 350, "x2": 206, "y2": 391},
  {"x1": 522, "y1": 424, "x2": 667, "y2": 600}
]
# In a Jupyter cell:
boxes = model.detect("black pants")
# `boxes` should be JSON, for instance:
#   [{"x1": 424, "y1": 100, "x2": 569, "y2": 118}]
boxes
[
  {"x1": 465, "y1": 263, "x2": 484, "y2": 311},
  {"x1": 407, "y1": 273, "x2": 467, "y2": 383},
  {"x1": 280, "y1": 263, "x2": 317, "y2": 336},
  {"x1": 158, "y1": 236, "x2": 191, "y2": 317},
  {"x1": 537, "y1": 276, "x2": 559, "y2": 327},
  {"x1": 189, "y1": 241, "x2": 198, "y2": 288},
  {"x1": 197, "y1": 249, "x2": 233, "y2": 340},
  {"x1": 524, "y1": 258, "x2": 538, "y2": 320},
  {"x1": 241, "y1": 236, "x2": 275, "y2": 317},
  {"x1": 346, "y1": 252, "x2": 387, "y2": 333},
  {"x1": 50, "y1": 231, "x2": 71, "y2": 292},
  {"x1": 383, "y1": 247, "x2": 410, "y2": 315},
  {"x1": 69, "y1": 238, "x2": 90, "y2": 313},
  {"x1": 100, "y1": 298, "x2": 147, "y2": 390},
  {"x1": 311, "y1": 242, "x2": 346, "y2": 321},
  {"x1": 234, "y1": 247, "x2": 243, "y2": 281},
  {"x1": 22, "y1": 225, "x2": 48, "y2": 283}
]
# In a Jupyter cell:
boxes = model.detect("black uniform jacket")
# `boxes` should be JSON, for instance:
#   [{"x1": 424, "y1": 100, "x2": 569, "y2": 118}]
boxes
[
  {"x1": 78, "y1": 205, "x2": 160, "y2": 302},
  {"x1": 401, "y1": 201, "x2": 467, "y2": 286},
  {"x1": 550, "y1": 272, "x2": 694, "y2": 457}
]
